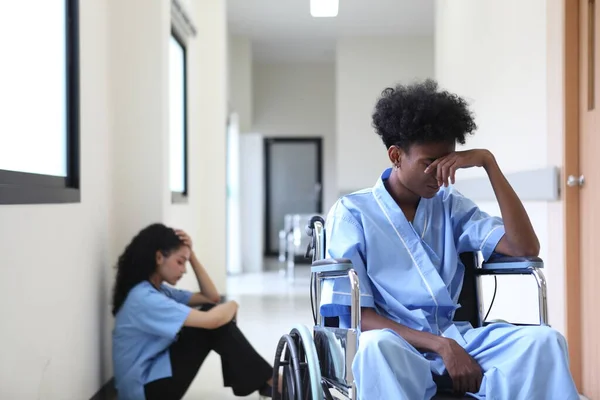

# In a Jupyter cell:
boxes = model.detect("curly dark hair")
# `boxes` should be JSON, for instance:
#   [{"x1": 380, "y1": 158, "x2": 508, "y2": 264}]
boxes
[
  {"x1": 112, "y1": 223, "x2": 183, "y2": 315},
  {"x1": 372, "y1": 79, "x2": 477, "y2": 150}
]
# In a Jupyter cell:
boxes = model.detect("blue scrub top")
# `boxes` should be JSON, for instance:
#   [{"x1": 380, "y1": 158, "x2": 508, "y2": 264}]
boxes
[{"x1": 112, "y1": 281, "x2": 193, "y2": 400}]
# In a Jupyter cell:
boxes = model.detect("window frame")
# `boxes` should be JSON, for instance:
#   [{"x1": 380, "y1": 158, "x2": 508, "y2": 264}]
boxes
[
  {"x1": 0, "y1": 0, "x2": 80, "y2": 205},
  {"x1": 169, "y1": 28, "x2": 189, "y2": 204}
]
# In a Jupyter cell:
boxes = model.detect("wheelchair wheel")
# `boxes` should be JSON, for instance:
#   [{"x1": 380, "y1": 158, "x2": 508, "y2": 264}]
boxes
[{"x1": 272, "y1": 325, "x2": 326, "y2": 400}]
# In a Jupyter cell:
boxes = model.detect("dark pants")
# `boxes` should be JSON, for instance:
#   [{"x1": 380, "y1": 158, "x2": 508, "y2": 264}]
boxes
[{"x1": 144, "y1": 313, "x2": 272, "y2": 400}]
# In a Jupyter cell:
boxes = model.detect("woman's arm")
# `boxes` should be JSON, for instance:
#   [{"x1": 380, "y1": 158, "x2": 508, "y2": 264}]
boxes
[
  {"x1": 482, "y1": 152, "x2": 540, "y2": 257},
  {"x1": 428, "y1": 149, "x2": 540, "y2": 257},
  {"x1": 361, "y1": 308, "x2": 446, "y2": 353},
  {"x1": 184, "y1": 300, "x2": 238, "y2": 329},
  {"x1": 175, "y1": 230, "x2": 222, "y2": 305},
  {"x1": 188, "y1": 252, "x2": 221, "y2": 305},
  {"x1": 187, "y1": 292, "x2": 218, "y2": 306}
]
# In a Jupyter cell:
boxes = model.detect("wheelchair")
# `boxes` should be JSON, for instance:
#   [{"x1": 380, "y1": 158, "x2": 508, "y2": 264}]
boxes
[{"x1": 271, "y1": 215, "x2": 548, "y2": 400}]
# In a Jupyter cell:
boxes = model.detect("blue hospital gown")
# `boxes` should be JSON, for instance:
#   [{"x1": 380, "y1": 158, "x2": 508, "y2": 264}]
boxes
[{"x1": 321, "y1": 168, "x2": 578, "y2": 400}]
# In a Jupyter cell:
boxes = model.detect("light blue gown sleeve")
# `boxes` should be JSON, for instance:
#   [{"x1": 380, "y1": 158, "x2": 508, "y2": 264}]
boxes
[
  {"x1": 320, "y1": 200, "x2": 375, "y2": 318},
  {"x1": 160, "y1": 284, "x2": 194, "y2": 305},
  {"x1": 130, "y1": 289, "x2": 191, "y2": 339},
  {"x1": 450, "y1": 189, "x2": 506, "y2": 261}
]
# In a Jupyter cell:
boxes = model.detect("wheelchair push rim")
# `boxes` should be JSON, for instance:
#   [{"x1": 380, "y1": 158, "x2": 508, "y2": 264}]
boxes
[{"x1": 272, "y1": 324, "x2": 325, "y2": 400}]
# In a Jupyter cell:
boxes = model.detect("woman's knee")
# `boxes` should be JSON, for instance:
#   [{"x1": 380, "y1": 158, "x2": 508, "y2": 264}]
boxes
[
  {"x1": 211, "y1": 319, "x2": 238, "y2": 334},
  {"x1": 521, "y1": 326, "x2": 566, "y2": 344},
  {"x1": 519, "y1": 326, "x2": 569, "y2": 357}
]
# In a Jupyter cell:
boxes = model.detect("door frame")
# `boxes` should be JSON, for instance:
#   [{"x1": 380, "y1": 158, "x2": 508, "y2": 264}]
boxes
[
  {"x1": 263, "y1": 137, "x2": 324, "y2": 257},
  {"x1": 564, "y1": 0, "x2": 582, "y2": 389}
]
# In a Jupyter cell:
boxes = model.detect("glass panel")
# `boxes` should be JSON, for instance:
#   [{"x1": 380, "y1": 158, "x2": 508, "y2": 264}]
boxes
[
  {"x1": 169, "y1": 35, "x2": 186, "y2": 193},
  {"x1": 0, "y1": 0, "x2": 67, "y2": 176}
]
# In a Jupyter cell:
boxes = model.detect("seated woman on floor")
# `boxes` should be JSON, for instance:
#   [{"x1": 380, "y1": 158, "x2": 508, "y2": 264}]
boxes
[{"x1": 111, "y1": 223, "x2": 276, "y2": 400}]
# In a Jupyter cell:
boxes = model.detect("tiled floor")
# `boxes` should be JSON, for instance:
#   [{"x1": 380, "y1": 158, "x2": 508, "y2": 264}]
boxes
[{"x1": 182, "y1": 265, "x2": 314, "y2": 399}]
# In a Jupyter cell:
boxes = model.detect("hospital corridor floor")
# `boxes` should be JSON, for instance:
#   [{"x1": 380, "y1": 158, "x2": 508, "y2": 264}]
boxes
[{"x1": 183, "y1": 265, "x2": 313, "y2": 400}]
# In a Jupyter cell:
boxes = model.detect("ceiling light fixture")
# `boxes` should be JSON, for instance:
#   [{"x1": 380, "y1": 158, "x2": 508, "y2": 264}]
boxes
[{"x1": 310, "y1": 0, "x2": 339, "y2": 18}]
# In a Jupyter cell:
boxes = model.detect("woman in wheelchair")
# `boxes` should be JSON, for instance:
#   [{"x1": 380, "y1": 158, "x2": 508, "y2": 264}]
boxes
[
  {"x1": 111, "y1": 224, "x2": 276, "y2": 400},
  {"x1": 321, "y1": 80, "x2": 579, "y2": 399}
]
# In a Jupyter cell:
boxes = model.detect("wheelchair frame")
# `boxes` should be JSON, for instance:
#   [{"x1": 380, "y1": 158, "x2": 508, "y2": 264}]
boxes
[{"x1": 271, "y1": 215, "x2": 548, "y2": 400}]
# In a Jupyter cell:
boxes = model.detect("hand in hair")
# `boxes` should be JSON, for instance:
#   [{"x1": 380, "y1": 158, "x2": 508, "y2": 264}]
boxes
[{"x1": 175, "y1": 229, "x2": 193, "y2": 249}]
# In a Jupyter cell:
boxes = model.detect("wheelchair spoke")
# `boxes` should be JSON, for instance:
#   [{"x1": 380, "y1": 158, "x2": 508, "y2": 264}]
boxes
[{"x1": 283, "y1": 365, "x2": 296, "y2": 400}]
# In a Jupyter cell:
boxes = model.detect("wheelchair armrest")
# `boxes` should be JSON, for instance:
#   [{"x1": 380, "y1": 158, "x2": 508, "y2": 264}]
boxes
[
  {"x1": 478, "y1": 254, "x2": 544, "y2": 275},
  {"x1": 311, "y1": 258, "x2": 353, "y2": 275}
]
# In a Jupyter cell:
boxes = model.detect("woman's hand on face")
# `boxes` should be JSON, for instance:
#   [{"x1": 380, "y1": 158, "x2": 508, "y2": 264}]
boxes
[
  {"x1": 424, "y1": 149, "x2": 494, "y2": 187},
  {"x1": 175, "y1": 229, "x2": 193, "y2": 249}
]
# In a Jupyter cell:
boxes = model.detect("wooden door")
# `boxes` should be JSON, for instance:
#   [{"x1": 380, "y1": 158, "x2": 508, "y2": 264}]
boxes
[
  {"x1": 579, "y1": 0, "x2": 600, "y2": 396},
  {"x1": 565, "y1": 0, "x2": 600, "y2": 396}
]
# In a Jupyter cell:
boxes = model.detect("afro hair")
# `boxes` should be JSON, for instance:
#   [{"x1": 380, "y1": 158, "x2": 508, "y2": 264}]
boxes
[{"x1": 372, "y1": 79, "x2": 477, "y2": 151}]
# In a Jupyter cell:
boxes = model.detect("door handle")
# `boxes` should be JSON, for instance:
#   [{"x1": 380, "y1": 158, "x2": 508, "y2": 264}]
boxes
[{"x1": 567, "y1": 175, "x2": 585, "y2": 187}]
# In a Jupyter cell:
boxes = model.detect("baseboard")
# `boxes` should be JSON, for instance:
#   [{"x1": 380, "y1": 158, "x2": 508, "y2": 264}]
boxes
[{"x1": 90, "y1": 378, "x2": 116, "y2": 400}]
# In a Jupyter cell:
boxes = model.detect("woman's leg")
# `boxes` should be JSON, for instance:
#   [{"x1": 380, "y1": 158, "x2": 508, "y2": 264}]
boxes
[
  {"x1": 144, "y1": 327, "x2": 213, "y2": 400},
  {"x1": 208, "y1": 320, "x2": 273, "y2": 396},
  {"x1": 464, "y1": 324, "x2": 579, "y2": 400}
]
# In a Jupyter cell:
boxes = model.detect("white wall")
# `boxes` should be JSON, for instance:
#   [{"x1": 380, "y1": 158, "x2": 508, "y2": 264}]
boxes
[
  {"x1": 228, "y1": 35, "x2": 253, "y2": 132},
  {"x1": 0, "y1": 1, "x2": 112, "y2": 398},
  {"x1": 0, "y1": 0, "x2": 228, "y2": 398},
  {"x1": 110, "y1": 0, "x2": 170, "y2": 262},
  {"x1": 435, "y1": 0, "x2": 566, "y2": 333},
  {"x1": 171, "y1": 0, "x2": 228, "y2": 295},
  {"x1": 335, "y1": 36, "x2": 435, "y2": 194},
  {"x1": 253, "y1": 62, "x2": 337, "y2": 211}
]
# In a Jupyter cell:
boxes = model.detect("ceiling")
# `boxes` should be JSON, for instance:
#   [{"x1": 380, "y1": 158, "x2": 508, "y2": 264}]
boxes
[{"x1": 226, "y1": 0, "x2": 434, "y2": 63}]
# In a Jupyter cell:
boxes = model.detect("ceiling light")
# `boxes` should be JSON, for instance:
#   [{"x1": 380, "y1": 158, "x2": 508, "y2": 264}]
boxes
[{"x1": 310, "y1": 0, "x2": 339, "y2": 18}]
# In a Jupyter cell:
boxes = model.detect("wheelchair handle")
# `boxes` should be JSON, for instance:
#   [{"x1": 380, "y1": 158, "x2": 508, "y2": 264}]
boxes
[
  {"x1": 308, "y1": 215, "x2": 325, "y2": 230},
  {"x1": 306, "y1": 220, "x2": 325, "y2": 263},
  {"x1": 305, "y1": 216, "x2": 324, "y2": 236}
]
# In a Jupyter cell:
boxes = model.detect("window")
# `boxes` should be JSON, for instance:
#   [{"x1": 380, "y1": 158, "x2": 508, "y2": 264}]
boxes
[
  {"x1": 0, "y1": 0, "x2": 80, "y2": 205},
  {"x1": 169, "y1": 31, "x2": 188, "y2": 203}
]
